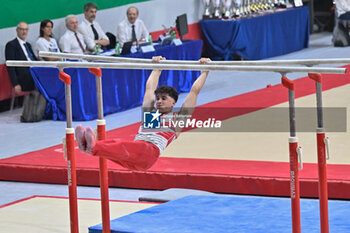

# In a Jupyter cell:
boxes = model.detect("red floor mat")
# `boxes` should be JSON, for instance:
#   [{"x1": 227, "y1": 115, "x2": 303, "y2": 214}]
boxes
[{"x1": 1, "y1": 69, "x2": 349, "y2": 199}]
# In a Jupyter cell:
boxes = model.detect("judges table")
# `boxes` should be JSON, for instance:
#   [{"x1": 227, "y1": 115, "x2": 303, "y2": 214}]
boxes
[
  {"x1": 200, "y1": 6, "x2": 310, "y2": 60},
  {"x1": 31, "y1": 40, "x2": 203, "y2": 121}
]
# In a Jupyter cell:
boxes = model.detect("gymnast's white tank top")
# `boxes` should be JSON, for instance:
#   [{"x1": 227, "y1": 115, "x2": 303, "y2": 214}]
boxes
[{"x1": 134, "y1": 112, "x2": 177, "y2": 153}]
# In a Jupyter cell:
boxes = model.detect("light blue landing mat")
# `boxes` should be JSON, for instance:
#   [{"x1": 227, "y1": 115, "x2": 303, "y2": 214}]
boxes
[{"x1": 89, "y1": 195, "x2": 350, "y2": 233}]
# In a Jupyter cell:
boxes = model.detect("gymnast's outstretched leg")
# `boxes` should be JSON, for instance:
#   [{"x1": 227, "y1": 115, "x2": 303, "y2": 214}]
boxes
[{"x1": 75, "y1": 125, "x2": 160, "y2": 170}]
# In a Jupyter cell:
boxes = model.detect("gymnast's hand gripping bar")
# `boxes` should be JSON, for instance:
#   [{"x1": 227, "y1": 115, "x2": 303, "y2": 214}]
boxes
[
  {"x1": 39, "y1": 51, "x2": 350, "y2": 66},
  {"x1": 5, "y1": 60, "x2": 347, "y2": 75}
]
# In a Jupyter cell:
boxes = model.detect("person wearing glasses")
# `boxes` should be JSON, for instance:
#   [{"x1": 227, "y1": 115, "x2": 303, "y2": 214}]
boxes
[{"x1": 5, "y1": 22, "x2": 37, "y2": 94}]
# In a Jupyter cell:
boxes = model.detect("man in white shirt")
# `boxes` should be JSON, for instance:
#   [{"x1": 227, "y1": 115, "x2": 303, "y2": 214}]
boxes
[
  {"x1": 59, "y1": 15, "x2": 87, "y2": 54},
  {"x1": 78, "y1": 2, "x2": 109, "y2": 51},
  {"x1": 117, "y1": 6, "x2": 150, "y2": 47},
  {"x1": 5, "y1": 22, "x2": 37, "y2": 93},
  {"x1": 336, "y1": 0, "x2": 350, "y2": 19}
]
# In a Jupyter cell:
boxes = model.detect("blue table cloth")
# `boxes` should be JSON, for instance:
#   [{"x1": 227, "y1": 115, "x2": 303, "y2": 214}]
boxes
[
  {"x1": 200, "y1": 7, "x2": 310, "y2": 60},
  {"x1": 31, "y1": 40, "x2": 203, "y2": 121}
]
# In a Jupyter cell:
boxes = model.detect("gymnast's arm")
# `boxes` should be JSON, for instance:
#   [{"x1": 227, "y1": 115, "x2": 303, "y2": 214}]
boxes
[
  {"x1": 142, "y1": 56, "x2": 165, "y2": 111},
  {"x1": 178, "y1": 58, "x2": 211, "y2": 116}
]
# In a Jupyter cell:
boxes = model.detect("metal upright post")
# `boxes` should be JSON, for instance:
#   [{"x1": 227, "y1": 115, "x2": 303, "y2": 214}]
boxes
[
  {"x1": 308, "y1": 73, "x2": 329, "y2": 233},
  {"x1": 59, "y1": 69, "x2": 79, "y2": 233},
  {"x1": 89, "y1": 68, "x2": 110, "y2": 233},
  {"x1": 281, "y1": 76, "x2": 302, "y2": 233}
]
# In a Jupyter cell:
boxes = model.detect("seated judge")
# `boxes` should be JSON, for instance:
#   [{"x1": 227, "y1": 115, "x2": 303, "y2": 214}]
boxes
[
  {"x1": 59, "y1": 15, "x2": 87, "y2": 54},
  {"x1": 35, "y1": 19, "x2": 60, "y2": 61},
  {"x1": 336, "y1": 0, "x2": 350, "y2": 20},
  {"x1": 78, "y1": 2, "x2": 109, "y2": 52},
  {"x1": 5, "y1": 22, "x2": 37, "y2": 94},
  {"x1": 117, "y1": 6, "x2": 149, "y2": 47}
]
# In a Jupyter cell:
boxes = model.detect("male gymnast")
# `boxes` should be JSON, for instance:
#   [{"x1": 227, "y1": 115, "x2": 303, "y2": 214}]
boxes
[{"x1": 75, "y1": 56, "x2": 211, "y2": 170}]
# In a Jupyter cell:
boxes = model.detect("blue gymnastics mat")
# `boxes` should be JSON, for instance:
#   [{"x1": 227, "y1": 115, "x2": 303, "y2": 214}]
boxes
[{"x1": 89, "y1": 195, "x2": 350, "y2": 233}]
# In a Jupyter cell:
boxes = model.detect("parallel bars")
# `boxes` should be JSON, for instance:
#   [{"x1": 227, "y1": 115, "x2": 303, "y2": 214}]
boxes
[
  {"x1": 5, "y1": 60, "x2": 347, "y2": 74},
  {"x1": 6, "y1": 59, "x2": 346, "y2": 233},
  {"x1": 39, "y1": 51, "x2": 350, "y2": 67}
]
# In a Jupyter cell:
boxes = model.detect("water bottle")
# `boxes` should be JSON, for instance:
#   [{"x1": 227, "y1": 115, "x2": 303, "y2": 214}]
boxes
[
  {"x1": 169, "y1": 27, "x2": 176, "y2": 40},
  {"x1": 148, "y1": 34, "x2": 153, "y2": 45},
  {"x1": 115, "y1": 42, "x2": 120, "y2": 56},
  {"x1": 94, "y1": 44, "x2": 100, "y2": 55}
]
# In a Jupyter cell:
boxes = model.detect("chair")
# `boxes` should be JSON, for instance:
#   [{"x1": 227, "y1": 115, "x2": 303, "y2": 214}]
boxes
[
  {"x1": 0, "y1": 65, "x2": 13, "y2": 103},
  {"x1": 9, "y1": 88, "x2": 30, "y2": 113},
  {"x1": 0, "y1": 64, "x2": 29, "y2": 113},
  {"x1": 313, "y1": 3, "x2": 335, "y2": 33},
  {"x1": 314, "y1": 11, "x2": 333, "y2": 32},
  {"x1": 105, "y1": 32, "x2": 117, "y2": 50}
]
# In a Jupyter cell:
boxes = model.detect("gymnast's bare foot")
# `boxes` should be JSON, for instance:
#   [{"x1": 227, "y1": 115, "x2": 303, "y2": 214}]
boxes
[
  {"x1": 75, "y1": 124, "x2": 86, "y2": 152},
  {"x1": 85, "y1": 126, "x2": 96, "y2": 154}
]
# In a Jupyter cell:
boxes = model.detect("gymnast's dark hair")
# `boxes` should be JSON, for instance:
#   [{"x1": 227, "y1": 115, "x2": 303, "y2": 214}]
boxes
[{"x1": 155, "y1": 85, "x2": 178, "y2": 102}]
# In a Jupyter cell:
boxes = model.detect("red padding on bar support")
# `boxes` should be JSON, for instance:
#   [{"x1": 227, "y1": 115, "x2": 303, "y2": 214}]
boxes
[
  {"x1": 97, "y1": 124, "x2": 106, "y2": 140},
  {"x1": 308, "y1": 73, "x2": 322, "y2": 83},
  {"x1": 59, "y1": 71, "x2": 71, "y2": 85},
  {"x1": 281, "y1": 77, "x2": 294, "y2": 90},
  {"x1": 89, "y1": 68, "x2": 102, "y2": 77}
]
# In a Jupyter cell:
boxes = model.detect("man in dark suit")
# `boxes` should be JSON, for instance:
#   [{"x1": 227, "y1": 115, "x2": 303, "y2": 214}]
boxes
[{"x1": 5, "y1": 22, "x2": 37, "y2": 94}]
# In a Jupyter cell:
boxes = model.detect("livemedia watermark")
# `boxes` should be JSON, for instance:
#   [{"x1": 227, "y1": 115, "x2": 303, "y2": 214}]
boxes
[{"x1": 141, "y1": 107, "x2": 347, "y2": 133}]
